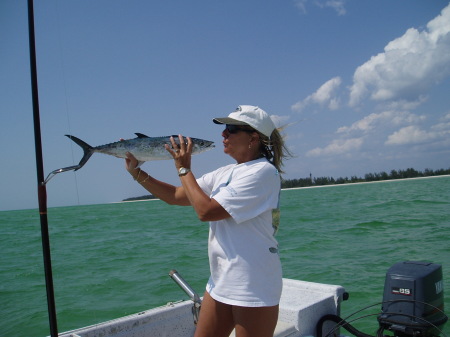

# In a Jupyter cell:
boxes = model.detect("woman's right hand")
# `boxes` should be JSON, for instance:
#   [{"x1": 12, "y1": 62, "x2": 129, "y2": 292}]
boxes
[{"x1": 125, "y1": 151, "x2": 139, "y2": 174}]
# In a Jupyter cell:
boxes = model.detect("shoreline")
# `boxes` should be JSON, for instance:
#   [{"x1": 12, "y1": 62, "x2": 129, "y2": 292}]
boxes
[
  {"x1": 281, "y1": 174, "x2": 450, "y2": 191},
  {"x1": 120, "y1": 174, "x2": 450, "y2": 201},
  {"x1": 6, "y1": 175, "x2": 447, "y2": 211}
]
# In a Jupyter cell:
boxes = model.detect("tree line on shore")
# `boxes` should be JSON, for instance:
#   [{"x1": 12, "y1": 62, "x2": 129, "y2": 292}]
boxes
[
  {"x1": 281, "y1": 167, "x2": 450, "y2": 189},
  {"x1": 123, "y1": 167, "x2": 449, "y2": 201}
]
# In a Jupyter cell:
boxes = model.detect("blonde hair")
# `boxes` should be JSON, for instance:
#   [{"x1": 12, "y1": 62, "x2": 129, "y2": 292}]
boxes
[{"x1": 258, "y1": 127, "x2": 291, "y2": 174}]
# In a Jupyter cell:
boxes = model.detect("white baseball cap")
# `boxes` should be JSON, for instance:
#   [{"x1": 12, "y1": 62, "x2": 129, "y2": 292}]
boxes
[{"x1": 213, "y1": 105, "x2": 276, "y2": 137}]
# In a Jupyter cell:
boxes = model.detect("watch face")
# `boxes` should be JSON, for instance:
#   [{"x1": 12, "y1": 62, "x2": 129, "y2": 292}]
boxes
[{"x1": 179, "y1": 167, "x2": 190, "y2": 175}]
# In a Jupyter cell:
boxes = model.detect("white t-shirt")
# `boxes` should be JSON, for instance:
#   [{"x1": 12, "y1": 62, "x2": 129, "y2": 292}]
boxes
[{"x1": 197, "y1": 158, "x2": 282, "y2": 307}]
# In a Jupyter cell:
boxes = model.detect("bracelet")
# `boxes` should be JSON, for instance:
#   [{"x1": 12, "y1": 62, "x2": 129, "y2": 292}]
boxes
[
  {"x1": 133, "y1": 168, "x2": 142, "y2": 181},
  {"x1": 132, "y1": 167, "x2": 150, "y2": 184},
  {"x1": 139, "y1": 174, "x2": 150, "y2": 184}
]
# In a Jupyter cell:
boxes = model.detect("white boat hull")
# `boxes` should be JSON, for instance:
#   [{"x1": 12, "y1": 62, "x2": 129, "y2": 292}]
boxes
[{"x1": 58, "y1": 278, "x2": 346, "y2": 337}]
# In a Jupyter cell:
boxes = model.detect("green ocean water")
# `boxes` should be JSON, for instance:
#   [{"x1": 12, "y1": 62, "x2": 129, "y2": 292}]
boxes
[{"x1": 1, "y1": 176, "x2": 449, "y2": 337}]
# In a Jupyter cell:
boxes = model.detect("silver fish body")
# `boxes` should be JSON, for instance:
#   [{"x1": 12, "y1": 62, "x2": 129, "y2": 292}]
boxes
[{"x1": 66, "y1": 133, "x2": 214, "y2": 170}]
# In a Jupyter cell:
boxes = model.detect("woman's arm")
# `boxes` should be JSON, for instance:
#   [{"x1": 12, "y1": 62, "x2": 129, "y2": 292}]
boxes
[
  {"x1": 179, "y1": 172, "x2": 230, "y2": 221},
  {"x1": 166, "y1": 135, "x2": 231, "y2": 221},
  {"x1": 125, "y1": 152, "x2": 190, "y2": 206}
]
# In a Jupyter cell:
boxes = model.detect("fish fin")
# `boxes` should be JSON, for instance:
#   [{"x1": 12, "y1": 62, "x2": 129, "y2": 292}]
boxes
[
  {"x1": 137, "y1": 161, "x2": 145, "y2": 168},
  {"x1": 135, "y1": 133, "x2": 150, "y2": 138},
  {"x1": 65, "y1": 135, "x2": 94, "y2": 170}
]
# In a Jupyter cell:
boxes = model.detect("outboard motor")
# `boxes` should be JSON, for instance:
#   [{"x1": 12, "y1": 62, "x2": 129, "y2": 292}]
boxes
[{"x1": 378, "y1": 261, "x2": 447, "y2": 337}]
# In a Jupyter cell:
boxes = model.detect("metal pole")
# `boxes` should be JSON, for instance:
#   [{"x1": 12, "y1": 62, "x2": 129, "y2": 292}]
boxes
[{"x1": 27, "y1": 0, "x2": 59, "y2": 335}]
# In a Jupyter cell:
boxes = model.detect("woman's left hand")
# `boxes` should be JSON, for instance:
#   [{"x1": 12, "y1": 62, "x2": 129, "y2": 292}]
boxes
[{"x1": 165, "y1": 134, "x2": 192, "y2": 171}]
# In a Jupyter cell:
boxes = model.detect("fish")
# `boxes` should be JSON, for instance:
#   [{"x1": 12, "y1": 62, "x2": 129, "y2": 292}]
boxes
[{"x1": 66, "y1": 133, "x2": 215, "y2": 170}]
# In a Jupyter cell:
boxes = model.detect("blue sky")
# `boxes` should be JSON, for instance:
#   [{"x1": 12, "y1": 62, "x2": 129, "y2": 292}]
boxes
[{"x1": 1, "y1": 0, "x2": 449, "y2": 211}]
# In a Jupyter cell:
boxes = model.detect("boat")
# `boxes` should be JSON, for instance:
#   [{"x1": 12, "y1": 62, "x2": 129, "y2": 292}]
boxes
[
  {"x1": 27, "y1": 1, "x2": 447, "y2": 336},
  {"x1": 54, "y1": 262, "x2": 448, "y2": 337},
  {"x1": 57, "y1": 273, "x2": 348, "y2": 337},
  {"x1": 54, "y1": 262, "x2": 447, "y2": 337}
]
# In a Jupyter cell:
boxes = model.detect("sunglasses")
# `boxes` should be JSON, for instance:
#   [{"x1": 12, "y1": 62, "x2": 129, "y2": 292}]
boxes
[{"x1": 225, "y1": 124, "x2": 254, "y2": 134}]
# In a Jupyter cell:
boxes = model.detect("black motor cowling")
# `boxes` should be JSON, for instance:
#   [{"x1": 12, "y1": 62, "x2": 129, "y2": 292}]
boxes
[{"x1": 378, "y1": 261, "x2": 447, "y2": 337}]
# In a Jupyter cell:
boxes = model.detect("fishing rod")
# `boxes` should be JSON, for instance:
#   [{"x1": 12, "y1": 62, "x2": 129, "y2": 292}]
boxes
[{"x1": 28, "y1": 0, "x2": 59, "y2": 336}]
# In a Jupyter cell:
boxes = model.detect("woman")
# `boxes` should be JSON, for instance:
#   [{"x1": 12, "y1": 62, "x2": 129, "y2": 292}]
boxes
[{"x1": 125, "y1": 105, "x2": 290, "y2": 337}]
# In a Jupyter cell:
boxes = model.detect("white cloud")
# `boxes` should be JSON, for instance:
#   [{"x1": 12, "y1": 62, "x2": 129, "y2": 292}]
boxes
[
  {"x1": 293, "y1": 0, "x2": 307, "y2": 14},
  {"x1": 292, "y1": 76, "x2": 342, "y2": 112},
  {"x1": 385, "y1": 126, "x2": 434, "y2": 145},
  {"x1": 385, "y1": 119, "x2": 450, "y2": 146},
  {"x1": 431, "y1": 121, "x2": 450, "y2": 132},
  {"x1": 349, "y1": 3, "x2": 450, "y2": 107},
  {"x1": 384, "y1": 96, "x2": 428, "y2": 111},
  {"x1": 295, "y1": 4, "x2": 450, "y2": 164},
  {"x1": 320, "y1": 0, "x2": 347, "y2": 16},
  {"x1": 306, "y1": 137, "x2": 363, "y2": 157},
  {"x1": 337, "y1": 110, "x2": 425, "y2": 134},
  {"x1": 293, "y1": 0, "x2": 347, "y2": 15}
]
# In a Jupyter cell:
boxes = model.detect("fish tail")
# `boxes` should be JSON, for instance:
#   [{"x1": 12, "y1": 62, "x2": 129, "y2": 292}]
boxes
[{"x1": 65, "y1": 135, "x2": 94, "y2": 170}]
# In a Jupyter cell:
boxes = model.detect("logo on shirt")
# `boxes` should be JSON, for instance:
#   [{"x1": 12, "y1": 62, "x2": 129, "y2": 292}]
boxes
[{"x1": 225, "y1": 185, "x2": 238, "y2": 197}]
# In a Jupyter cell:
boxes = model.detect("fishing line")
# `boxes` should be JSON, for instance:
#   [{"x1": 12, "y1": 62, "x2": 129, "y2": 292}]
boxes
[
  {"x1": 54, "y1": 0, "x2": 80, "y2": 205},
  {"x1": 320, "y1": 299, "x2": 448, "y2": 337},
  {"x1": 322, "y1": 312, "x2": 448, "y2": 337}
]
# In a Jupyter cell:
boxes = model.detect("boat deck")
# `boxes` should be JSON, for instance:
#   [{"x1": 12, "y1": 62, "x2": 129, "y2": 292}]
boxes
[{"x1": 59, "y1": 278, "x2": 346, "y2": 337}]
